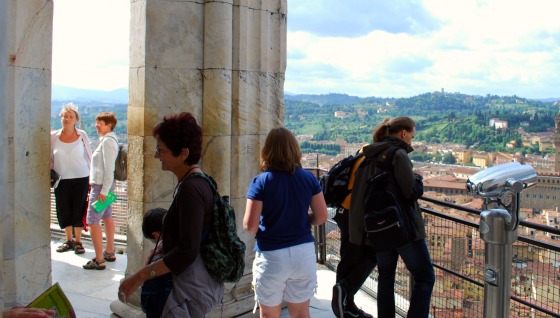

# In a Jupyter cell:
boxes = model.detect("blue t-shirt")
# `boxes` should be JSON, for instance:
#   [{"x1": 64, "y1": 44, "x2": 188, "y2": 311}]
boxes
[{"x1": 246, "y1": 168, "x2": 322, "y2": 252}]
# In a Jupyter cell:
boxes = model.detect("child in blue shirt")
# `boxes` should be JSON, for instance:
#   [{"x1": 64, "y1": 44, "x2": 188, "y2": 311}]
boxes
[{"x1": 140, "y1": 208, "x2": 173, "y2": 318}]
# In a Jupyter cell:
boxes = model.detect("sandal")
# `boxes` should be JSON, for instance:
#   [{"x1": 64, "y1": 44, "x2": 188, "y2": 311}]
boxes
[
  {"x1": 82, "y1": 258, "x2": 106, "y2": 270},
  {"x1": 103, "y1": 251, "x2": 117, "y2": 262},
  {"x1": 74, "y1": 242, "x2": 85, "y2": 254},
  {"x1": 56, "y1": 240, "x2": 74, "y2": 253}
]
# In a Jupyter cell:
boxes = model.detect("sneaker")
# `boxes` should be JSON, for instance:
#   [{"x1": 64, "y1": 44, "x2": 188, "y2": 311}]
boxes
[
  {"x1": 344, "y1": 305, "x2": 373, "y2": 318},
  {"x1": 331, "y1": 283, "x2": 347, "y2": 318}
]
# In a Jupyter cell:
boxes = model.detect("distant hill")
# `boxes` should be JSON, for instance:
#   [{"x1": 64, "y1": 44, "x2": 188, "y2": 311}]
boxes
[
  {"x1": 52, "y1": 85, "x2": 128, "y2": 104},
  {"x1": 53, "y1": 87, "x2": 559, "y2": 107},
  {"x1": 535, "y1": 98, "x2": 560, "y2": 103},
  {"x1": 286, "y1": 92, "x2": 560, "y2": 107},
  {"x1": 284, "y1": 91, "x2": 560, "y2": 154},
  {"x1": 284, "y1": 93, "x2": 380, "y2": 105}
]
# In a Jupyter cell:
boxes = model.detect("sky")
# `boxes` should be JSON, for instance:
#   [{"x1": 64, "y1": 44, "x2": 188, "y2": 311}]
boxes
[{"x1": 52, "y1": 0, "x2": 560, "y2": 99}]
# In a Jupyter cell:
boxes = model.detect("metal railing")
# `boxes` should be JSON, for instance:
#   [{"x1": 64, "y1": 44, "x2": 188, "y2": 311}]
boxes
[
  {"x1": 49, "y1": 175, "x2": 560, "y2": 317},
  {"x1": 50, "y1": 181, "x2": 129, "y2": 242},
  {"x1": 317, "y1": 196, "x2": 560, "y2": 318}
]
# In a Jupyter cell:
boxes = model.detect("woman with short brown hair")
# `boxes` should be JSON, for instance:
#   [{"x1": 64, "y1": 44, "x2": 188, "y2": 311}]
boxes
[
  {"x1": 118, "y1": 112, "x2": 224, "y2": 317},
  {"x1": 83, "y1": 112, "x2": 119, "y2": 270}
]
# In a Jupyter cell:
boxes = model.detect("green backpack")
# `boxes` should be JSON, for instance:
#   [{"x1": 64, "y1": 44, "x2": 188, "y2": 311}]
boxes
[{"x1": 188, "y1": 172, "x2": 246, "y2": 283}]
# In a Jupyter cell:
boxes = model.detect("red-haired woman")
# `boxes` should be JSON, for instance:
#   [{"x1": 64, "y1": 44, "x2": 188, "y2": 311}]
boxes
[{"x1": 119, "y1": 112, "x2": 224, "y2": 317}]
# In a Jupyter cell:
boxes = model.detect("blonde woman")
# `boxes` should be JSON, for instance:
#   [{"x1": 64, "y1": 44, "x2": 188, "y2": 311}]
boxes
[
  {"x1": 244, "y1": 127, "x2": 328, "y2": 318},
  {"x1": 50, "y1": 103, "x2": 92, "y2": 255}
]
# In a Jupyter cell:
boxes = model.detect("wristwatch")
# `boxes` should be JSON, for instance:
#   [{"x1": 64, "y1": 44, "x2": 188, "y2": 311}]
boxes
[{"x1": 149, "y1": 263, "x2": 156, "y2": 278}]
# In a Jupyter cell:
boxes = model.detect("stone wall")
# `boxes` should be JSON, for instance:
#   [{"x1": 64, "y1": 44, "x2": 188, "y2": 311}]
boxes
[
  {"x1": 1, "y1": 0, "x2": 54, "y2": 308},
  {"x1": 0, "y1": 0, "x2": 7, "y2": 310},
  {"x1": 119, "y1": 0, "x2": 287, "y2": 317}
]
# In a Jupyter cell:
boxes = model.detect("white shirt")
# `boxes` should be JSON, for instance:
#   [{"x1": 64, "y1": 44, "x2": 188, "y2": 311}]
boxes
[
  {"x1": 52, "y1": 137, "x2": 90, "y2": 179},
  {"x1": 50, "y1": 128, "x2": 92, "y2": 177},
  {"x1": 90, "y1": 132, "x2": 119, "y2": 195}
]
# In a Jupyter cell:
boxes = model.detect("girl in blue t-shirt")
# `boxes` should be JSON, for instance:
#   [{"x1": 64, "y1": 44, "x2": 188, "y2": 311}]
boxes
[{"x1": 244, "y1": 127, "x2": 328, "y2": 318}]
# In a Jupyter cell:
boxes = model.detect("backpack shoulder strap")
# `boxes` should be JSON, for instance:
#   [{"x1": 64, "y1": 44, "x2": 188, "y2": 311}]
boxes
[
  {"x1": 101, "y1": 135, "x2": 119, "y2": 155},
  {"x1": 188, "y1": 172, "x2": 218, "y2": 194},
  {"x1": 376, "y1": 146, "x2": 400, "y2": 171},
  {"x1": 107, "y1": 135, "x2": 119, "y2": 148},
  {"x1": 186, "y1": 172, "x2": 220, "y2": 241}
]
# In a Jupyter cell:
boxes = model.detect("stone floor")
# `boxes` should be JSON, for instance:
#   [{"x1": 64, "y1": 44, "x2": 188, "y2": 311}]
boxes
[{"x1": 50, "y1": 237, "x2": 378, "y2": 317}]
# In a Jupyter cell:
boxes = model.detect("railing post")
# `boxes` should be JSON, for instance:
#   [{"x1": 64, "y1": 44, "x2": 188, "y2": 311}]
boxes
[{"x1": 314, "y1": 223, "x2": 326, "y2": 264}]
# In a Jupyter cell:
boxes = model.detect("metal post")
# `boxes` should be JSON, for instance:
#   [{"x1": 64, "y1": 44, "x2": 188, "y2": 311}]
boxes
[
  {"x1": 465, "y1": 162, "x2": 537, "y2": 318},
  {"x1": 318, "y1": 223, "x2": 326, "y2": 264},
  {"x1": 479, "y1": 208, "x2": 517, "y2": 318}
]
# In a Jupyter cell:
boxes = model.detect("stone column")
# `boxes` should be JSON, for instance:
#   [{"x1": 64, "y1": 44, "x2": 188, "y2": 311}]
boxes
[
  {"x1": 112, "y1": 0, "x2": 286, "y2": 317},
  {"x1": 229, "y1": 0, "x2": 287, "y2": 302},
  {"x1": 1, "y1": 0, "x2": 53, "y2": 309},
  {"x1": 0, "y1": 0, "x2": 8, "y2": 310}
]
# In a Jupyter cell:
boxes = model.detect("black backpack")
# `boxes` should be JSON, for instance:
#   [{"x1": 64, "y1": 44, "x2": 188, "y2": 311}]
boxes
[
  {"x1": 188, "y1": 173, "x2": 246, "y2": 283},
  {"x1": 319, "y1": 151, "x2": 363, "y2": 208},
  {"x1": 362, "y1": 147, "x2": 413, "y2": 251},
  {"x1": 106, "y1": 136, "x2": 127, "y2": 181}
]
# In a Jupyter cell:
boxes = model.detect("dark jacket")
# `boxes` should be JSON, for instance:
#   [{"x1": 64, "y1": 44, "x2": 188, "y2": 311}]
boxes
[{"x1": 348, "y1": 137, "x2": 425, "y2": 246}]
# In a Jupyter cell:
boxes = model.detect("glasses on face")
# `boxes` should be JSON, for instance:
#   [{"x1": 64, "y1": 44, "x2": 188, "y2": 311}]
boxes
[{"x1": 155, "y1": 145, "x2": 165, "y2": 156}]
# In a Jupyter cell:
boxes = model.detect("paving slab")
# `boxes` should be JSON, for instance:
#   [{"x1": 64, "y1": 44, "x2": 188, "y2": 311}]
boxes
[{"x1": 51, "y1": 238, "x2": 379, "y2": 317}]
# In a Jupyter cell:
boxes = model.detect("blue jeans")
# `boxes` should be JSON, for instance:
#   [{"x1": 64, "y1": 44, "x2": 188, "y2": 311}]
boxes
[
  {"x1": 141, "y1": 273, "x2": 173, "y2": 318},
  {"x1": 376, "y1": 239, "x2": 435, "y2": 318}
]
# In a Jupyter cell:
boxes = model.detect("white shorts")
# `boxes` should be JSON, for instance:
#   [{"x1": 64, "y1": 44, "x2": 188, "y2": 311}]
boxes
[{"x1": 252, "y1": 242, "x2": 317, "y2": 306}]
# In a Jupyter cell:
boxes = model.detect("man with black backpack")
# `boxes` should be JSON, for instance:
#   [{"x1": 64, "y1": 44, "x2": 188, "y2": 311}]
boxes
[
  {"x1": 349, "y1": 117, "x2": 435, "y2": 318},
  {"x1": 331, "y1": 146, "x2": 376, "y2": 318}
]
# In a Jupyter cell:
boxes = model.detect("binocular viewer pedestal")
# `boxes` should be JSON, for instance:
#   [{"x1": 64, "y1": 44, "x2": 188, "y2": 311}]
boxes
[{"x1": 466, "y1": 162, "x2": 537, "y2": 318}]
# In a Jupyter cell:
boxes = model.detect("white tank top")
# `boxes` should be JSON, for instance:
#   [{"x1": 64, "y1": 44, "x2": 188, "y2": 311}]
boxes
[{"x1": 52, "y1": 137, "x2": 90, "y2": 179}]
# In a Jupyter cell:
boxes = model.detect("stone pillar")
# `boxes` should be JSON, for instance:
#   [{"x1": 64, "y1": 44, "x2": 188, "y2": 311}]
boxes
[
  {"x1": 0, "y1": 0, "x2": 8, "y2": 310},
  {"x1": 112, "y1": 1, "x2": 286, "y2": 317},
  {"x1": 0, "y1": 0, "x2": 53, "y2": 309}
]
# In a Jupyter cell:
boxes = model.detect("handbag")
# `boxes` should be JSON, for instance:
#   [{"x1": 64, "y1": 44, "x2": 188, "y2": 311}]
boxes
[{"x1": 50, "y1": 169, "x2": 61, "y2": 188}]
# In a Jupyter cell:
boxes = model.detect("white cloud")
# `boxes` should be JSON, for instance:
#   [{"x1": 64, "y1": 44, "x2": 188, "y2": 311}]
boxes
[
  {"x1": 51, "y1": 0, "x2": 560, "y2": 98},
  {"x1": 287, "y1": 0, "x2": 560, "y2": 98}
]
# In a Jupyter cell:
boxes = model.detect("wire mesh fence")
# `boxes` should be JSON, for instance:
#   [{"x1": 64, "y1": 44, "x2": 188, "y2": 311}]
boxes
[
  {"x1": 49, "y1": 178, "x2": 560, "y2": 317},
  {"x1": 319, "y1": 198, "x2": 560, "y2": 317},
  {"x1": 50, "y1": 181, "x2": 128, "y2": 242}
]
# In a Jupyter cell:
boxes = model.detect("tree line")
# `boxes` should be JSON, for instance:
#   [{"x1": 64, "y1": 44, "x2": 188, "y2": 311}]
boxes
[{"x1": 285, "y1": 92, "x2": 558, "y2": 156}]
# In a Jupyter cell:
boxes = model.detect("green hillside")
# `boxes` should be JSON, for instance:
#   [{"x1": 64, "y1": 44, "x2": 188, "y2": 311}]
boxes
[{"x1": 285, "y1": 92, "x2": 559, "y2": 155}]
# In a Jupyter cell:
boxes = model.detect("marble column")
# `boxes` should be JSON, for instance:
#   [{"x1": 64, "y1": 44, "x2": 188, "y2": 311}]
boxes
[
  {"x1": 112, "y1": 0, "x2": 287, "y2": 317},
  {"x1": 0, "y1": 0, "x2": 8, "y2": 310},
  {"x1": 0, "y1": 0, "x2": 54, "y2": 309}
]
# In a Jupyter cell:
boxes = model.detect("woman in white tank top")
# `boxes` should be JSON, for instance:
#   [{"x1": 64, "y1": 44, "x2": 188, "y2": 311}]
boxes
[{"x1": 50, "y1": 103, "x2": 92, "y2": 255}]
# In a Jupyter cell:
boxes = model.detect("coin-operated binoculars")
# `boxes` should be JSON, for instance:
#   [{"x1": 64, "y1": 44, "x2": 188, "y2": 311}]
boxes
[{"x1": 466, "y1": 162, "x2": 537, "y2": 318}]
